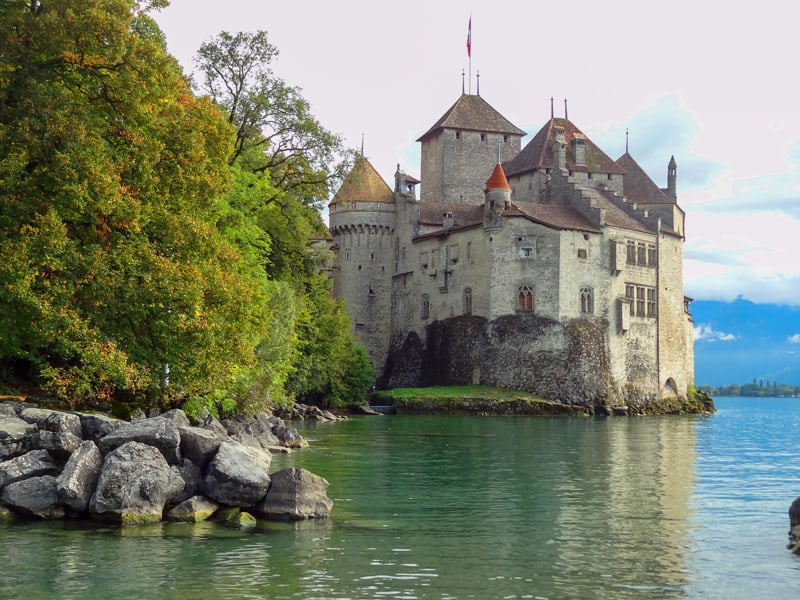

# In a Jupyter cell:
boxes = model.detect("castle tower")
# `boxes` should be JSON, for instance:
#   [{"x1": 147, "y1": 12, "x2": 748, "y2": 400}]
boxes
[
  {"x1": 328, "y1": 157, "x2": 395, "y2": 375},
  {"x1": 417, "y1": 94, "x2": 525, "y2": 205}
]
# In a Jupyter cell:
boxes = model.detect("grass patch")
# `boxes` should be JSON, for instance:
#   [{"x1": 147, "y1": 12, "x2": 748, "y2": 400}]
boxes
[{"x1": 371, "y1": 386, "x2": 588, "y2": 416}]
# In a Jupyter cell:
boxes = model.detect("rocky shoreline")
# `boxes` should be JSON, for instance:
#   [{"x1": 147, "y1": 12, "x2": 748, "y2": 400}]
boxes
[{"x1": 0, "y1": 400, "x2": 339, "y2": 527}]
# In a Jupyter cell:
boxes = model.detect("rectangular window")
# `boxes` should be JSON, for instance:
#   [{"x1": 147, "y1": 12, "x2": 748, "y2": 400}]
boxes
[
  {"x1": 520, "y1": 247, "x2": 534, "y2": 258},
  {"x1": 577, "y1": 248, "x2": 587, "y2": 259},
  {"x1": 647, "y1": 288, "x2": 657, "y2": 317},
  {"x1": 625, "y1": 284, "x2": 635, "y2": 317},
  {"x1": 637, "y1": 242, "x2": 647, "y2": 266},
  {"x1": 647, "y1": 244, "x2": 657, "y2": 266},
  {"x1": 636, "y1": 286, "x2": 646, "y2": 316},
  {"x1": 626, "y1": 241, "x2": 636, "y2": 265}
]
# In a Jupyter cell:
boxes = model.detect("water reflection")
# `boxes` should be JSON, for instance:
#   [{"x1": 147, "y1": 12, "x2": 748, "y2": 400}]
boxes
[{"x1": 3, "y1": 404, "x2": 800, "y2": 598}]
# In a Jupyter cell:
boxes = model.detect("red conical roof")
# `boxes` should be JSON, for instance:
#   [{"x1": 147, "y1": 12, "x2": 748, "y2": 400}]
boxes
[{"x1": 485, "y1": 163, "x2": 510, "y2": 191}]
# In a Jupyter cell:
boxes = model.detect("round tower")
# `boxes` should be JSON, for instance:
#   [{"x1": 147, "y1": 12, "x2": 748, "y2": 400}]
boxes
[{"x1": 328, "y1": 157, "x2": 395, "y2": 375}]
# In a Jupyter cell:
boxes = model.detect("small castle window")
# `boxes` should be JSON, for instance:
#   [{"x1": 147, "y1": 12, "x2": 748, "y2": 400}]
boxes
[
  {"x1": 580, "y1": 287, "x2": 594, "y2": 314},
  {"x1": 503, "y1": 135, "x2": 508, "y2": 143},
  {"x1": 518, "y1": 285, "x2": 534, "y2": 312},
  {"x1": 520, "y1": 247, "x2": 534, "y2": 259},
  {"x1": 647, "y1": 244, "x2": 657, "y2": 266},
  {"x1": 577, "y1": 248, "x2": 588, "y2": 259},
  {"x1": 455, "y1": 131, "x2": 461, "y2": 140},
  {"x1": 607, "y1": 173, "x2": 613, "y2": 181},
  {"x1": 421, "y1": 294, "x2": 430, "y2": 320},
  {"x1": 463, "y1": 288, "x2": 472, "y2": 315},
  {"x1": 647, "y1": 288, "x2": 657, "y2": 317},
  {"x1": 637, "y1": 242, "x2": 647, "y2": 266},
  {"x1": 345, "y1": 249, "x2": 351, "y2": 261},
  {"x1": 480, "y1": 133, "x2": 486, "y2": 142},
  {"x1": 626, "y1": 241, "x2": 636, "y2": 265},
  {"x1": 636, "y1": 286, "x2": 646, "y2": 316},
  {"x1": 625, "y1": 284, "x2": 635, "y2": 316}
]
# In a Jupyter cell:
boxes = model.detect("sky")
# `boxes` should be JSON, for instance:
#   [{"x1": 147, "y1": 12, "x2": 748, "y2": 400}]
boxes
[{"x1": 152, "y1": 0, "x2": 800, "y2": 310}]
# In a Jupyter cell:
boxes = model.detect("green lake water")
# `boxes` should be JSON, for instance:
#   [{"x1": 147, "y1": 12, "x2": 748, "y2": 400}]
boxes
[{"x1": 1, "y1": 397, "x2": 799, "y2": 599}]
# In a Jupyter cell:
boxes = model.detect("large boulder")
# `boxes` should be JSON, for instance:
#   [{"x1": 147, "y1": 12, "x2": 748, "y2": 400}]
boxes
[
  {"x1": 177, "y1": 425, "x2": 225, "y2": 470},
  {"x1": 203, "y1": 440, "x2": 272, "y2": 507},
  {"x1": 0, "y1": 416, "x2": 36, "y2": 459},
  {"x1": 161, "y1": 409, "x2": 191, "y2": 428},
  {"x1": 165, "y1": 495, "x2": 219, "y2": 523},
  {"x1": 30, "y1": 430, "x2": 83, "y2": 459},
  {"x1": 19, "y1": 407, "x2": 80, "y2": 436},
  {"x1": 98, "y1": 416, "x2": 181, "y2": 464},
  {"x1": 90, "y1": 441, "x2": 184, "y2": 525},
  {"x1": 77, "y1": 412, "x2": 126, "y2": 442},
  {"x1": 254, "y1": 467, "x2": 333, "y2": 520},
  {"x1": 789, "y1": 496, "x2": 800, "y2": 554},
  {"x1": 56, "y1": 440, "x2": 103, "y2": 513},
  {"x1": 0, "y1": 449, "x2": 58, "y2": 490},
  {"x1": 272, "y1": 423, "x2": 308, "y2": 449},
  {"x1": 1, "y1": 475, "x2": 64, "y2": 519},
  {"x1": 169, "y1": 459, "x2": 203, "y2": 505}
]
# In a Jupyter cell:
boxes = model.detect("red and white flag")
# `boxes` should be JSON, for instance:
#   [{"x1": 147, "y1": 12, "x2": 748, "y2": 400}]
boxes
[{"x1": 466, "y1": 17, "x2": 472, "y2": 58}]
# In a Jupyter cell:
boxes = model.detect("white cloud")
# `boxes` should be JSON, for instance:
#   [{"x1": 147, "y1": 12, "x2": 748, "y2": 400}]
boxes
[
  {"x1": 693, "y1": 324, "x2": 736, "y2": 343},
  {"x1": 788, "y1": 334, "x2": 800, "y2": 344}
]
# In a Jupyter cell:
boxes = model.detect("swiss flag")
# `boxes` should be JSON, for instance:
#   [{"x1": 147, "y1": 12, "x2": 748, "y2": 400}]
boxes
[{"x1": 466, "y1": 17, "x2": 472, "y2": 58}]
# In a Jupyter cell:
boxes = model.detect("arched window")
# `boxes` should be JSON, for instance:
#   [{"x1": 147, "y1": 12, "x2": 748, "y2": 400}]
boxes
[
  {"x1": 518, "y1": 285, "x2": 534, "y2": 312},
  {"x1": 580, "y1": 287, "x2": 593, "y2": 314},
  {"x1": 421, "y1": 294, "x2": 430, "y2": 320},
  {"x1": 463, "y1": 288, "x2": 472, "y2": 315}
]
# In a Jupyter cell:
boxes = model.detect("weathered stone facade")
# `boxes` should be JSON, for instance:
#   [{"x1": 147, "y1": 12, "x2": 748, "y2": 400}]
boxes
[{"x1": 329, "y1": 93, "x2": 694, "y2": 407}]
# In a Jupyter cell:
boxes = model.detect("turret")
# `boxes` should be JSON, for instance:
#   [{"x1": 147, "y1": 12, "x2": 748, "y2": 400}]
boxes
[
  {"x1": 483, "y1": 163, "x2": 511, "y2": 230},
  {"x1": 667, "y1": 155, "x2": 677, "y2": 200}
]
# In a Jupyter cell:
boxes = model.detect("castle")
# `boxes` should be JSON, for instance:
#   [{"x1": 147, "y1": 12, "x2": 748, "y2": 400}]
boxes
[{"x1": 328, "y1": 92, "x2": 694, "y2": 406}]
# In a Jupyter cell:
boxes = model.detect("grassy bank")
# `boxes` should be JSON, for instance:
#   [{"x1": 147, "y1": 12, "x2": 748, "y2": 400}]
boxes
[{"x1": 371, "y1": 386, "x2": 590, "y2": 416}]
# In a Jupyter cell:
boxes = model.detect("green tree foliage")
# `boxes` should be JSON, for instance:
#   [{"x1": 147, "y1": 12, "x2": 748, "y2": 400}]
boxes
[
  {"x1": 0, "y1": 0, "x2": 271, "y2": 406},
  {"x1": 194, "y1": 30, "x2": 372, "y2": 408}
]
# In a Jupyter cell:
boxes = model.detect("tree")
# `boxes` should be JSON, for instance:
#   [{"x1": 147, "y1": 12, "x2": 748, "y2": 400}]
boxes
[
  {"x1": 194, "y1": 30, "x2": 369, "y2": 407},
  {"x1": 0, "y1": 0, "x2": 271, "y2": 406}
]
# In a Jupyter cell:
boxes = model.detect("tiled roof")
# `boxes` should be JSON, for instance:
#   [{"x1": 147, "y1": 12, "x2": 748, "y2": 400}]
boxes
[
  {"x1": 485, "y1": 163, "x2": 510, "y2": 191},
  {"x1": 330, "y1": 157, "x2": 393, "y2": 206},
  {"x1": 504, "y1": 118, "x2": 625, "y2": 178},
  {"x1": 506, "y1": 202, "x2": 601, "y2": 233},
  {"x1": 418, "y1": 201, "x2": 484, "y2": 227},
  {"x1": 587, "y1": 189, "x2": 653, "y2": 234},
  {"x1": 417, "y1": 94, "x2": 526, "y2": 142},
  {"x1": 615, "y1": 153, "x2": 673, "y2": 205}
]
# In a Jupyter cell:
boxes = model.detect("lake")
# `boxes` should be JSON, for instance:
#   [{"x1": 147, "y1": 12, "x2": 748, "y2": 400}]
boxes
[{"x1": 1, "y1": 397, "x2": 799, "y2": 599}]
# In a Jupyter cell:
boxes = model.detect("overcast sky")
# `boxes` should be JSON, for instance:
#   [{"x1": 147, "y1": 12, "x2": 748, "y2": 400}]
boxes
[{"x1": 154, "y1": 0, "x2": 800, "y2": 307}]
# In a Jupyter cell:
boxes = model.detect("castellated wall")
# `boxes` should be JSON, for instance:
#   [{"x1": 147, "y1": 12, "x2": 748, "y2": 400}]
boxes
[{"x1": 421, "y1": 130, "x2": 520, "y2": 204}]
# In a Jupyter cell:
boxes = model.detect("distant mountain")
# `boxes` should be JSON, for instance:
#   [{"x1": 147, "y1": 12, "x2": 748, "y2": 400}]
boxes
[{"x1": 691, "y1": 298, "x2": 800, "y2": 386}]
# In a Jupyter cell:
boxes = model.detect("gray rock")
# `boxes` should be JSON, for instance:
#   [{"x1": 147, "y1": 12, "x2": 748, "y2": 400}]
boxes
[
  {"x1": 90, "y1": 441, "x2": 184, "y2": 525},
  {"x1": 272, "y1": 424, "x2": 308, "y2": 449},
  {"x1": 161, "y1": 408, "x2": 191, "y2": 428},
  {"x1": 200, "y1": 416, "x2": 229, "y2": 439},
  {"x1": 43, "y1": 411, "x2": 83, "y2": 438},
  {"x1": 203, "y1": 440, "x2": 272, "y2": 507},
  {"x1": 169, "y1": 459, "x2": 202, "y2": 505},
  {"x1": 254, "y1": 467, "x2": 332, "y2": 520},
  {"x1": 230, "y1": 432, "x2": 263, "y2": 450},
  {"x1": 165, "y1": 495, "x2": 219, "y2": 523},
  {"x1": 56, "y1": 440, "x2": 103, "y2": 513},
  {"x1": 98, "y1": 416, "x2": 181, "y2": 464},
  {"x1": 0, "y1": 401, "x2": 21, "y2": 417},
  {"x1": 1, "y1": 475, "x2": 64, "y2": 519},
  {"x1": 177, "y1": 425, "x2": 224, "y2": 470},
  {"x1": 30, "y1": 430, "x2": 82, "y2": 459},
  {"x1": 78, "y1": 412, "x2": 126, "y2": 442},
  {"x1": 0, "y1": 416, "x2": 36, "y2": 459},
  {"x1": 0, "y1": 449, "x2": 58, "y2": 490}
]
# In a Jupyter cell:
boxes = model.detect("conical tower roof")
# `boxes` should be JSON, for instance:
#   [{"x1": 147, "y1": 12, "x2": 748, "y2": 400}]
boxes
[
  {"x1": 417, "y1": 94, "x2": 526, "y2": 142},
  {"x1": 330, "y1": 157, "x2": 393, "y2": 206},
  {"x1": 485, "y1": 163, "x2": 510, "y2": 191}
]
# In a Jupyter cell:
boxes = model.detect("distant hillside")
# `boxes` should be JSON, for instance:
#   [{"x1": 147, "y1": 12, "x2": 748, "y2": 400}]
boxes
[{"x1": 691, "y1": 298, "x2": 800, "y2": 386}]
